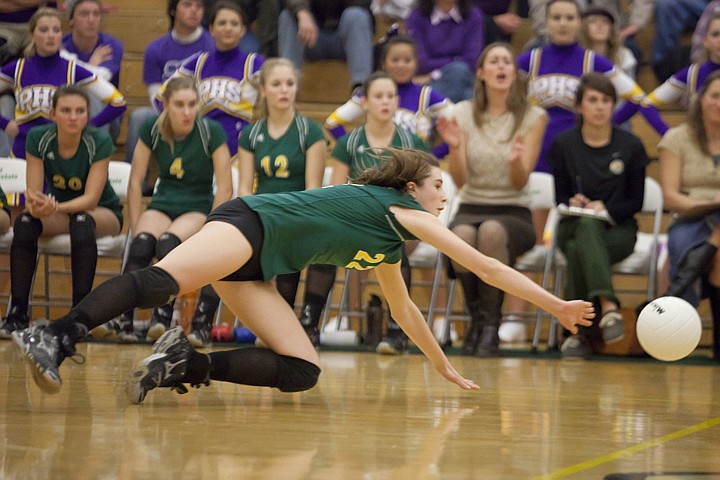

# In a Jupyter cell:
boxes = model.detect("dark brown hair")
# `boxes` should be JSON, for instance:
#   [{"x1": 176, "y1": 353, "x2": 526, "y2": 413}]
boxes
[{"x1": 353, "y1": 148, "x2": 440, "y2": 192}]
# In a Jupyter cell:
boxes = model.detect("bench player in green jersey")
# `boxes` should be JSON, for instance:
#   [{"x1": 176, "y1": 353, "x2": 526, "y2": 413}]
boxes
[
  {"x1": 92, "y1": 77, "x2": 233, "y2": 344},
  {"x1": 0, "y1": 85, "x2": 122, "y2": 339},
  {"x1": 303, "y1": 71, "x2": 430, "y2": 354},
  {"x1": 13, "y1": 147, "x2": 594, "y2": 401},
  {"x1": 237, "y1": 58, "x2": 326, "y2": 346}
]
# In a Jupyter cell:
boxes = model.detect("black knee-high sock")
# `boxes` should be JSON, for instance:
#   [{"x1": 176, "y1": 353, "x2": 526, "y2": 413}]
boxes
[
  {"x1": 48, "y1": 267, "x2": 179, "y2": 340},
  {"x1": 301, "y1": 264, "x2": 337, "y2": 328},
  {"x1": 69, "y1": 213, "x2": 98, "y2": 306},
  {"x1": 275, "y1": 271, "x2": 301, "y2": 308},
  {"x1": 10, "y1": 213, "x2": 43, "y2": 316},
  {"x1": 186, "y1": 347, "x2": 320, "y2": 392}
]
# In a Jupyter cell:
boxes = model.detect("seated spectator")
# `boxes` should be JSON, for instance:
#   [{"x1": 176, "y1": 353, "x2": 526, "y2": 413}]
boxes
[
  {"x1": 526, "y1": 0, "x2": 653, "y2": 59},
  {"x1": 92, "y1": 77, "x2": 232, "y2": 343},
  {"x1": 406, "y1": 0, "x2": 485, "y2": 103},
  {"x1": 0, "y1": 1, "x2": 58, "y2": 157},
  {"x1": 0, "y1": 85, "x2": 123, "y2": 339},
  {"x1": 692, "y1": 0, "x2": 720, "y2": 62},
  {"x1": 62, "y1": 0, "x2": 125, "y2": 141},
  {"x1": 579, "y1": 7, "x2": 637, "y2": 78},
  {"x1": 656, "y1": 70, "x2": 720, "y2": 362},
  {"x1": 616, "y1": 12, "x2": 720, "y2": 136},
  {"x1": 474, "y1": 0, "x2": 522, "y2": 44},
  {"x1": 278, "y1": 0, "x2": 373, "y2": 91},
  {"x1": 237, "y1": 59, "x2": 326, "y2": 346},
  {"x1": 651, "y1": 0, "x2": 709, "y2": 83},
  {"x1": 157, "y1": 0, "x2": 264, "y2": 160},
  {"x1": 302, "y1": 72, "x2": 428, "y2": 355},
  {"x1": 124, "y1": 0, "x2": 216, "y2": 168},
  {"x1": 0, "y1": 7, "x2": 125, "y2": 205},
  {"x1": 325, "y1": 35, "x2": 452, "y2": 152},
  {"x1": 436, "y1": 42, "x2": 547, "y2": 357},
  {"x1": 548, "y1": 73, "x2": 648, "y2": 359},
  {"x1": 202, "y1": 0, "x2": 273, "y2": 54}
]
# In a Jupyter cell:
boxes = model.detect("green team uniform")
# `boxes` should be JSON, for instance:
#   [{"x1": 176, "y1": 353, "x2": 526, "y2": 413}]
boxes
[
  {"x1": 242, "y1": 183, "x2": 427, "y2": 280},
  {"x1": 332, "y1": 125, "x2": 429, "y2": 178},
  {"x1": 26, "y1": 124, "x2": 122, "y2": 223},
  {"x1": 238, "y1": 114, "x2": 325, "y2": 194},
  {"x1": 139, "y1": 115, "x2": 227, "y2": 215}
]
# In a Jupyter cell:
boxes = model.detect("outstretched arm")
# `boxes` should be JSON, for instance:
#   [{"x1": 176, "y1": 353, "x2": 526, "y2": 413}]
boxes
[
  {"x1": 392, "y1": 207, "x2": 595, "y2": 332},
  {"x1": 374, "y1": 261, "x2": 479, "y2": 390}
]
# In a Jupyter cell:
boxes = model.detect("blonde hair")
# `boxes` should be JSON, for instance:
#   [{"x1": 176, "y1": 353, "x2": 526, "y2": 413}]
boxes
[
  {"x1": 472, "y1": 42, "x2": 529, "y2": 141},
  {"x1": 353, "y1": 148, "x2": 439, "y2": 191},
  {"x1": 25, "y1": 8, "x2": 61, "y2": 57},
  {"x1": 698, "y1": 13, "x2": 720, "y2": 63},
  {"x1": 156, "y1": 77, "x2": 198, "y2": 150},
  {"x1": 579, "y1": 14, "x2": 622, "y2": 66},
  {"x1": 254, "y1": 58, "x2": 298, "y2": 121}
]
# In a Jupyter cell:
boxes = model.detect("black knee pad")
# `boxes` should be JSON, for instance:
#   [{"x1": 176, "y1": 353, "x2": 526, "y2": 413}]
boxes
[
  {"x1": 128, "y1": 266, "x2": 179, "y2": 309},
  {"x1": 69, "y1": 212, "x2": 96, "y2": 247},
  {"x1": 156, "y1": 232, "x2": 182, "y2": 260},
  {"x1": 276, "y1": 355, "x2": 321, "y2": 392},
  {"x1": 128, "y1": 232, "x2": 157, "y2": 267},
  {"x1": 12, "y1": 213, "x2": 42, "y2": 246}
]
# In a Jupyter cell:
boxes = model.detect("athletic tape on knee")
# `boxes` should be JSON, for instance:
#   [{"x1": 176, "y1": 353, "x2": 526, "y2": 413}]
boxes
[
  {"x1": 129, "y1": 266, "x2": 179, "y2": 309},
  {"x1": 156, "y1": 232, "x2": 182, "y2": 260},
  {"x1": 69, "y1": 212, "x2": 96, "y2": 247},
  {"x1": 12, "y1": 213, "x2": 42, "y2": 245},
  {"x1": 128, "y1": 232, "x2": 156, "y2": 266},
  {"x1": 275, "y1": 355, "x2": 321, "y2": 392}
]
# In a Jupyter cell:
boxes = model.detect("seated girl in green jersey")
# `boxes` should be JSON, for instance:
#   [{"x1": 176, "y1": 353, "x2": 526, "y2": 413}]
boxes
[
  {"x1": 92, "y1": 77, "x2": 233, "y2": 344},
  {"x1": 0, "y1": 85, "x2": 123, "y2": 339},
  {"x1": 13, "y1": 147, "x2": 594, "y2": 400},
  {"x1": 237, "y1": 58, "x2": 326, "y2": 347},
  {"x1": 306, "y1": 71, "x2": 429, "y2": 355}
]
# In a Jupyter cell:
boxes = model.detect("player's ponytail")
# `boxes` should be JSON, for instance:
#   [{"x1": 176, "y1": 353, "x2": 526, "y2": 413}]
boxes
[{"x1": 353, "y1": 148, "x2": 439, "y2": 192}]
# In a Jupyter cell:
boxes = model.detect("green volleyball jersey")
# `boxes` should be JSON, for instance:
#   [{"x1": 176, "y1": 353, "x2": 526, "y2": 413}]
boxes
[
  {"x1": 0, "y1": 183, "x2": 8, "y2": 215},
  {"x1": 242, "y1": 184, "x2": 427, "y2": 280},
  {"x1": 238, "y1": 114, "x2": 325, "y2": 194},
  {"x1": 26, "y1": 124, "x2": 121, "y2": 216},
  {"x1": 140, "y1": 115, "x2": 227, "y2": 215},
  {"x1": 332, "y1": 125, "x2": 429, "y2": 178}
]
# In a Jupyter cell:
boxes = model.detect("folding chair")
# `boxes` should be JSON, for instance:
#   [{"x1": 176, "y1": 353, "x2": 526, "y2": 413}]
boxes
[{"x1": 536, "y1": 176, "x2": 665, "y2": 349}]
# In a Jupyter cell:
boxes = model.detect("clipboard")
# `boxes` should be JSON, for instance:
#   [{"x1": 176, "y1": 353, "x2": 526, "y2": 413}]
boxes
[{"x1": 557, "y1": 203, "x2": 616, "y2": 225}]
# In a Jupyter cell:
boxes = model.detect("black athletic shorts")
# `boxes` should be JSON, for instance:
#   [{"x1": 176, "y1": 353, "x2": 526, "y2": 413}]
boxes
[
  {"x1": 147, "y1": 207, "x2": 203, "y2": 222},
  {"x1": 205, "y1": 197, "x2": 265, "y2": 281}
]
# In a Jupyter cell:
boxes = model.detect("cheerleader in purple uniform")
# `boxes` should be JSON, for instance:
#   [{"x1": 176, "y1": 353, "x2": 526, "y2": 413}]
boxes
[
  {"x1": 516, "y1": 0, "x2": 646, "y2": 175},
  {"x1": 615, "y1": 12, "x2": 720, "y2": 136},
  {"x1": 0, "y1": 8, "x2": 126, "y2": 166},
  {"x1": 325, "y1": 35, "x2": 452, "y2": 153},
  {"x1": 156, "y1": 1, "x2": 264, "y2": 158}
]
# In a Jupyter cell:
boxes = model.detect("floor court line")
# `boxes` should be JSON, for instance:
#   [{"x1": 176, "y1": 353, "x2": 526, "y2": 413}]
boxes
[{"x1": 534, "y1": 416, "x2": 720, "y2": 480}]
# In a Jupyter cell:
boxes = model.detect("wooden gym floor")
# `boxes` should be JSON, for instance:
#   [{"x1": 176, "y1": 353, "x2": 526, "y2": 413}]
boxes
[{"x1": 1, "y1": 340, "x2": 719, "y2": 479}]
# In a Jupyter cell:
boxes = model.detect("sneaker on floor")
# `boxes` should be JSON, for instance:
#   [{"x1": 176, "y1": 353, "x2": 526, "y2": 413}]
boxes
[
  {"x1": 146, "y1": 304, "x2": 173, "y2": 343},
  {"x1": 126, "y1": 327, "x2": 195, "y2": 404},
  {"x1": 187, "y1": 323, "x2": 212, "y2": 348},
  {"x1": 376, "y1": 330, "x2": 408, "y2": 355},
  {"x1": 599, "y1": 310, "x2": 625, "y2": 344},
  {"x1": 560, "y1": 335, "x2": 590, "y2": 359},
  {"x1": 12, "y1": 324, "x2": 83, "y2": 394},
  {"x1": 0, "y1": 312, "x2": 30, "y2": 340},
  {"x1": 92, "y1": 315, "x2": 138, "y2": 343}
]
